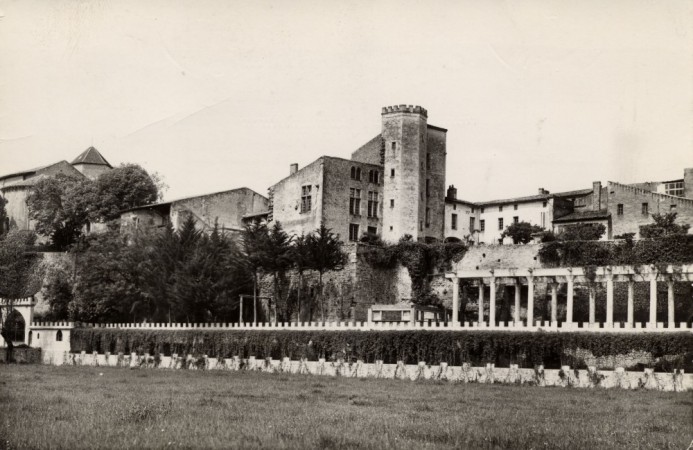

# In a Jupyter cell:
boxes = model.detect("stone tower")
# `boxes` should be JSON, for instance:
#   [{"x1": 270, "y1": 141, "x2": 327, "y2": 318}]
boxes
[{"x1": 381, "y1": 105, "x2": 446, "y2": 242}]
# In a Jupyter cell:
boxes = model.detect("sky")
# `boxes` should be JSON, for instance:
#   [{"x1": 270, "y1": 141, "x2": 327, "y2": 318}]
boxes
[{"x1": 0, "y1": 0, "x2": 691, "y2": 202}]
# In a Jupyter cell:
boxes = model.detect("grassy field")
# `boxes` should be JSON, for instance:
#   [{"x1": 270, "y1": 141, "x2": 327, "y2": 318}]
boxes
[{"x1": 0, "y1": 365, "x2": 690, "y2": 449}]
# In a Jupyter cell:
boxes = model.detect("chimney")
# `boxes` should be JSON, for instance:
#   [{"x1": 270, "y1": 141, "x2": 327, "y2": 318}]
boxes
[
  {"x1": 684, "y1": 168, "x2": 693, "y2": 199},
  {"x1": 538, "y1": 188, "x2": 550, "y2": 195},
  {"x1": 447, "y1": 185, "x2": 457, "y2": 200},
  {"x1": 290, "y1": 163, "x2": 298, "y2": 175},
  {"x1": 592, "y1": 181, "x2": 602, "y2": 210}
]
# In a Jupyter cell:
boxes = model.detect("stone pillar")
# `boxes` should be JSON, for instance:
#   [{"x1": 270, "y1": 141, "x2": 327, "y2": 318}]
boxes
[
  {"x1": 478, "y1": 280, "x2": 484, "y2": 325},
  {"x1": 606, "y1": 273, "x2": 614, "y2": 326},
  {"x1": 489, "y1": 276, "x2": 496, "y2": 326},
  {"x1": 649, "y1": 274, "x2": 657, "y2": 327},
  {"x1": 410, "y1": 307, "x2": 417, "y2": 328},
  {"x1": 526, "y1": 274, "x2": 534, "y2": 326},
  {"x1": 588, "y1": 288, "x2": 596, "y2": 325},
  {"x1": 514, "y1": 279, "x2": 521, "y2": 323},
  {"x1": 451, "y1": 277, "x2": 459, "y2": 327},
  {"x1": 550, "y1": 283, "x2": 558, "y2": 323},
  {"x1": 627, "y1": 280, "x2": 634, "y2": 327},
  {"x1": 367, "y1": 308, "x2": 373, "y2": 325},
  {"x1": 667, "y1": 279, "x2": 675, "y2": 327},
  {"x1": 566, "y1": 274, "x2": 574, "y2": 324},
  {"x1": 239, "y1": 296, "x2": 243, "y2": 326}
]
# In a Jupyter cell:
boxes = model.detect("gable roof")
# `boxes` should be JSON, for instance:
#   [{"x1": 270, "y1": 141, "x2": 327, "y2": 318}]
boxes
[
  {"x1": 71, "y1": 147, "x2": 112, "y2": 167},
  {"x1": 552, "y1": 209, "x2": 610, "y2": 224}
]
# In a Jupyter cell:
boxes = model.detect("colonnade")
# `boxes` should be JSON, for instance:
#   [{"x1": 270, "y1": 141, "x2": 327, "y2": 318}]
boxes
[{"x1": 447, "y1": 265, "x2": 693, "y2": 330}]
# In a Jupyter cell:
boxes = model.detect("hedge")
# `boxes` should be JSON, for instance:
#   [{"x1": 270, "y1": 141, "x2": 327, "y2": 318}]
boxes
[{"x1": 70, "y1": 328, "x2": 692, "y2": 370}]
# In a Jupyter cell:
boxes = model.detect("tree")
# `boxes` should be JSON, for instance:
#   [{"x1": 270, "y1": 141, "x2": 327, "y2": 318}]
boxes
[
  {"x1": 0, "y1": 196, "x2": 8, "y2": 236},
  {"x1": 291, "y1": 233, "x2": 312, "y2": 324},
  {"x1": 639, "y1": 212, "x2": 690, "y2": 238},
  {"x1": 26, "y1": 174, "x2": 92, "y2": 249},
  {"x1": 0, "y1": 230, "x2": 43, "y2": 361},
  {"x1": 307, "y1": 224, "x2": 348, "y2": 321},
  {"x1": 557, "y1": 223, "x2": 606, "y2": 241},
  {"x1": 263, "y1": 222, "x2": 293, "y2": 323},
  {"x1": 501, "y1": 221, "x2": 545, "y2": 244},
  {"x1": 240, "y1": 222, "x2": 270, "y2": 323},
  {"x1": 90, "y1": 164, "x2": 159, "y2": 222}
]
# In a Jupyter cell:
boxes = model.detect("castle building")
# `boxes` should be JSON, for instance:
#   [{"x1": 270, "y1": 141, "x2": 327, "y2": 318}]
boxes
[
  {"x1": 269, "y1": 105, "x2": 447, "y2": 242},
  {"x1": 0, "y1": 147, "x2": 112, "y2": 233},
  {"x1": 269, "y1": 105, "x2": 693, "y2": 244}
]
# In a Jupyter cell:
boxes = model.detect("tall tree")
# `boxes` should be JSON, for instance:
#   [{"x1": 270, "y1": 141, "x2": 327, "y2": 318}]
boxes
[
  {"x1": 240, "y1": 222, "x2": 270, "y2": 323},
  {"x1": 291, "y1": 233, "x2": 312, "y2": 324},
  {"x1": 90, "y1": 163, "x2": 160, "y2": 222},
  {"x1": 307, "y1": 224, "x2": 348, "y2": 321},
  {"x1": 0, "y1": 196, "x2": 8, "y2": 236},
  {"x1": 640, "y1": 212, "x2": 690, "y2": 238},
  {"x1": 263, "y1": 222, "x2": 293, "y2": 323},
  {"x1": 26, "y1": 174, "x2": 92, "y2": 249},
  {"x1": 557, "y1": 223, "x2": 606, "y2": 241}
]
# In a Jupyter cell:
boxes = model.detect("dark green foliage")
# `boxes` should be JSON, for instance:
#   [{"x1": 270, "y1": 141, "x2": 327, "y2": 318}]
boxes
[
  {"x1": 363, "y1": 239, "x2": 467, "y2": 305},
  {"x1": 538, "y1": 235, "x2": 693, "y2": 267},
  {"x1": 501, "y1": 221, "x2": 544, "y2": 244},
  {"x1": 89, "y1": 163, "x2": 159, "y2": 221},
  {"x1": 306, "y1": 224, "x2": 348, "y2": 321},
  {"x1": 640, "y1": 212, "x2": 690, "y2": 238},
  {"x1": 70, "y1": 328, "x2": 691, "y2": 370},
  {"x1": 0, "y1": 230, "x2": 43, "y2": 299},
  {"x1": 557, "y1": 223, "x2": 606, "y2": 241},
  {"x1": 0, "y1": 196, "x2": 8, "y2": 236}
]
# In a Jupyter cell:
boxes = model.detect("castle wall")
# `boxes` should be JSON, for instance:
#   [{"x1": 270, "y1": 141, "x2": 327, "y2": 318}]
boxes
[
  {"x1": 170, "y1": 188, "x2": 268, "y2": 233},
  {"x1": 478, "y1": 199, "x2": 553, "y2": 244},
  {"x1": 444, "y1": 201, "x2": 475, "y2": 241},
  {"x1": 350, "y1": 134, "x2": 383, "y2": 165},
  {"x1": 424, "y1": 127, "x2": 447, "y2": 241},
  {"x1": 269, "y1": 159, "x2": 324, "y2": 237},
  {"x1": 606, "y1": 182, "x2": 693, "y2": 238}
]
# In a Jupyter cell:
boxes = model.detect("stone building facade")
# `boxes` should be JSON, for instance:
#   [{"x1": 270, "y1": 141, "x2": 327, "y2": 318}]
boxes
[{"x1": 270, "y1": 105, "x2": 447, "y2": 243}]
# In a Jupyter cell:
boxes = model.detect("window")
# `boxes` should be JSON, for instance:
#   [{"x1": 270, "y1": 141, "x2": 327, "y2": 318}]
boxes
[
  {"x1": 426, "y1": 179, "x2": 430, "y2": 197},
  {"x1": 425, "y1": 208, "x2": 430, "y2": 227},
  {"x1": 471, "y1": 207, "x2": 475, "y2": 213},
  {"x1": 671, "y1": 204, "x2": 677, "y2": 211},
  {"x1": 419, "y1": 221, "x2": 423, "y2": 231},
  {"x1": 300, "y1": 185, "x2": 312, "y2": 213},
  {"x1": 542, "y1": 201, "x2": 547, "y2": 208},
  {"x1": 513, "y1": 216, "x2": 519, "y2": 224},
  {"x1": 367, "y1": 226, "x2": 377, "y2": 236},
  {"x1": 480, "y1": 219, "x2": 485, "y2": 232},
  {"x1": 453, "y1": 204, "x2": 456, "y2": 210},
  {"x1": 498, "y1": 218, "x2": 504, "y2": 230},
  {"x1": 348, "y1": 224, "x2": 359, "y2": 242},
  {"x1": 641, "y1": 203, "x2": 648, "y2": 215},
  {"x1": 391, "y1": 142, "x2": 396, "y2": 152},
  {"x1": 390, "y1": 169, "x2": 395, "y2": 177},
  {"x1": 499, "y1": 205, "x2": 503, "y2": 212},
  {"x1": 350, "y1": 166, "x2": 361, "y2": 181},
  {"x1": 469, "y1": 217, "x2": 475, "y2": 231},
  {"x1": 368, "y1": 170, "x2": 379, "y2": 184},
  {"x1": 451, "y1": 213, "x2": 458, "y2": 230},
  {"x1": 390, "y1": 199, "x2": 394, "y2": 207},
  {"x1": 480, "y1": 207, "x2": 485, "y2": 214},
  {"x1": 367, "y1": 191, "x2": 378, "y2": 218},
  {"x1": 56, "y1": 330, "x2": 63, "y2": 342},
  {"x1": 349, "y1": 189, "x2": 361, "y2": 215},
  {"x1": 665, "y1": 181, "x2": 684, "y2": 197},
  {"x1": 426, "y1": 153, "x2": 431, "y2": 169},
  {"x1": 513, "y1": 204, "x2": 518, "y2": 210},
  {"x1": 617, "y1": 204, "x2": 623, "y2": 216}
]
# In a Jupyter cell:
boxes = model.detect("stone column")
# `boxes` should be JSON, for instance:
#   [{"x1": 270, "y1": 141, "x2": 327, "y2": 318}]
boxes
[
  {"x1": 489, "y1": 276, "x2": 496, "y2": 326},
  {"x1": 239, "y1": 295, "x2": 243, "y2": 326},
  {"x1": 667, "y1": 279, "x2": 675, "y2": 327},
  {"x1": 527, "y1": 274, "x2": 534, "y2": 326},
  {"x1": 566, "y1": 273, "x2": 574, "y2": 324},
  {"x1": 478, "y1": 280, "x2": 484, "y2": 325},
  {"x1": 514, "y1": 279, "x2": 521, "y2": 324},
  {"x1": 550, "y1": 283, "x2": 558, "y2": 323},
  {"x1": 588, "y1": 288, "x2": 596, "y2": 325},
  {"x1": 451, "y1": 277, "x2": 459, "y2": 327},
  {"x1": 606, "y1": 272, "x2": 614, "y2": 326},
  {"x1": 649, "y1": 274, "x2": 657, "y2": 327},
  {"x1": 627, "y1": 279, "x2": 634, "y2": 327}
]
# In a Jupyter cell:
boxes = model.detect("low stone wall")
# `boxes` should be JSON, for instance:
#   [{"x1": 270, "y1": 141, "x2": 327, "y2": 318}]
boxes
[{"x1": 54, "y1": 350, "x2": 690, "y2": 392}]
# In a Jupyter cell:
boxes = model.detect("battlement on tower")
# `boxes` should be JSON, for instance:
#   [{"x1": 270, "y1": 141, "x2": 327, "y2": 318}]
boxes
[{"x1": 381, "y1": 105, "x2": 427, "y2": 117}]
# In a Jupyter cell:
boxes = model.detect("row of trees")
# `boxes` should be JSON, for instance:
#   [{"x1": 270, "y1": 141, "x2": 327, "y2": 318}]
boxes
[{"x1": 26, "y1": 164, "x2": 161, "y2": 249}]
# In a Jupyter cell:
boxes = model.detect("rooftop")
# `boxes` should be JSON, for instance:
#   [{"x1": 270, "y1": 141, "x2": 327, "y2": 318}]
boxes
[{"x1": 71, "y1": 147, "x2": 112, "y2": 167}]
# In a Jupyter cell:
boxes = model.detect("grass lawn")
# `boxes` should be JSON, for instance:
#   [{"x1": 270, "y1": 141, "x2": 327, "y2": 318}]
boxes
[{"x1": 0, "y1": 365, "x2": 690, "y2": 449}]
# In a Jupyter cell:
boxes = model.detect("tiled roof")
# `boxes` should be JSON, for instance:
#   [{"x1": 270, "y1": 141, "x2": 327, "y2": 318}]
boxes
[
  {"x1": 553, "y1": 209, "x2": 610, "y2": 223},
  {"x1": 552, "y1": 188, "x2": 593, "y2": 197},
  {"x1": 71, "y1": 147, "x2": 112, "y2": 167},
  {"x1": 476, "y1": 193, "x2": 551, "y2": 207}
]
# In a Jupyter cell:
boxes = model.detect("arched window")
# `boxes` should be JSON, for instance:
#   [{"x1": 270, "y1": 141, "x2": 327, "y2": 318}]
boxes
[
  {"x1": 356, "y1": 167, "x2": 361, "y2": 181},
  {"x1": 350, "y1": 166, "x2": 356, "y2": 179},
  {"x1": 56, "y1": 330, "x2": 63, "y2": 342}
]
